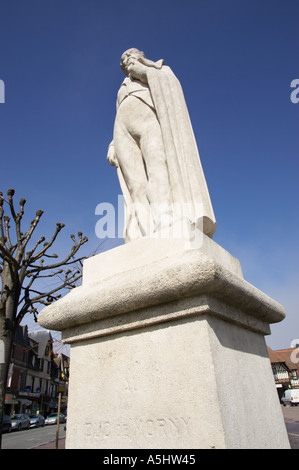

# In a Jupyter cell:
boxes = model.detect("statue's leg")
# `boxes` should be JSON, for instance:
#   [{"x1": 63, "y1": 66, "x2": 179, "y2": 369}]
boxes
[
  {"x1": 140, "y1": 117, "x2": 173, "y2": 230},
  {"x1": 114, "y1": 122, "x2": 154, "y2": 236}
]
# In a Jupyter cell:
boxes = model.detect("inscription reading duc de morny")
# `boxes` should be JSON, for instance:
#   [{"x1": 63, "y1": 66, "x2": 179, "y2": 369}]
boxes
[{"x1": 84, "y1": 416, "x2": 191, "y2": 442}]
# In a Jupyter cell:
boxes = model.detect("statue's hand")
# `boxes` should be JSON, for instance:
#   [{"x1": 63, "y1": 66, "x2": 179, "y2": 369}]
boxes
[
  {"x1": 127, "y1": 59, "x2": 148, "y2": 83},
  {"x1": 107, "y1": 142, "x2": 118, "y2": 167}
]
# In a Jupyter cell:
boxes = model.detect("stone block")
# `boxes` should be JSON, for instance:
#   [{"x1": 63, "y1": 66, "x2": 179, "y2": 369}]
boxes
[{"x1": 38, "y1": 235, "x2": 290, "y2": 448}]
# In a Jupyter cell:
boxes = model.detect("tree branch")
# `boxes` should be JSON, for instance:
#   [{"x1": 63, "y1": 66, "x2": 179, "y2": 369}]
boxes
[
  {"x1": 3, "y1": 216, "x2": 13, "y2": 251},
  {"x1": 0, "y1": 192, "x2": 6, "y2": 243},
  {"x1": 16, "y1": 266, "x2": 82, "y2": 325},
  {"x1": 15, "y1": 197, "x2": 26, "y2": 251},
  {"x1": 7, "y1": 189, "x2": 17, "y2": 221},
  {"x1": 0, "y1": 242, "x2": 18, "y2": 268},
  {"x1": 0, "y1": 188, "x2": 89, "y2": 329},
  {"x1": 27, "y1": 233, "x2": 88, "y2": 274},
  {"x1": 14, "y1": 209, "x2": 44, "y2": 266},
  {"x1": 28, "y1": 223, "x2": 65, "y2": 264}
]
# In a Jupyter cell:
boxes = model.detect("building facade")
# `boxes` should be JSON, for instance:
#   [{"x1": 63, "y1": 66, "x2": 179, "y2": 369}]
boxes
[
  {"x1": 5, "y1": 325, "x2": 69, "y2": 417},
  {"x1": 268, "y1": 346, "x2": 299, "y2": 401}
]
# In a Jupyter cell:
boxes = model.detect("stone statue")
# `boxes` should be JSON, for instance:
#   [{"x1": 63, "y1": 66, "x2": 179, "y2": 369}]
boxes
[{"x1": 107, "y1": 48, "x2": 216, "y2": 242}]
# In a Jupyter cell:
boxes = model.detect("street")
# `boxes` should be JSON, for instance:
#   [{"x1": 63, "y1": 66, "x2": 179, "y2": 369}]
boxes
[
  {"x1": 1, "y1": 423, "x2": 66, "y2": 449},
  {"x1": 1, "y1": 406, "x2": 298, "y2": 449},
  {"x1": 281, "y1": 405, "x2": 299, "y2": 449}
]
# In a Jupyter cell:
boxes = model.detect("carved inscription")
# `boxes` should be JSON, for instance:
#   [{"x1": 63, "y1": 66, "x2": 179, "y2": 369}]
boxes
[{"x1": 84, "y1": 416, "x2": 191, "y2": 442}]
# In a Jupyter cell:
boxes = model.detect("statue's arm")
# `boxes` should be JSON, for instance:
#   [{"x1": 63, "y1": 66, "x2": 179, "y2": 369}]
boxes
[
  {"x1": 126, "y1": 60, "x2": 148, "y2": 84},
  {"x1": 107, "y1": 141, "x2": 118, "y2": 167}
]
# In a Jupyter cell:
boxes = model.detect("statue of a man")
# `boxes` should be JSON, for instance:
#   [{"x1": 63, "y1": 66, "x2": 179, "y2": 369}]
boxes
[{"x1": 107, "y1": 48, "x2": 216, "y2": 242}]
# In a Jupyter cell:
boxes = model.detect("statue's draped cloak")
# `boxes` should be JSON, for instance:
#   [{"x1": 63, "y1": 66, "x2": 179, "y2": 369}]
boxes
[{"x1": 116, "y1": 65, "x2": 216, "y2": 242}]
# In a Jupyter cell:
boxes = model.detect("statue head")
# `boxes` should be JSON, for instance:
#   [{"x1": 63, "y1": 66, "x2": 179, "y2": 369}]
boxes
[
  {"x1": 120, "y1": 48, "x2": 164, "y2": 77},
  {"x1": 120, "y1": 48, "x2": 145, "y2": 76}
]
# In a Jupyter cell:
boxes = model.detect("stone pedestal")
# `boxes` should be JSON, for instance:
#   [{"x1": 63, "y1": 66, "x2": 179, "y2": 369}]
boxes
[{"x1": 38, "y1": 231, "x2": 290, "y2": 449}]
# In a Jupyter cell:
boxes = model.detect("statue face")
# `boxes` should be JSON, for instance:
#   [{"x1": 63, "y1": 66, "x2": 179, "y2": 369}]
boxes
[{"x1": 120, "y1": 48, "x2": 145, "y2": 75}]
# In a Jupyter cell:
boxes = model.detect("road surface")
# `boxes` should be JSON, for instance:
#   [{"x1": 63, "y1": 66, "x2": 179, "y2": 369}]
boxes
[{"x1": 2, "y1": 423, "x2": 66, "y2": 449}]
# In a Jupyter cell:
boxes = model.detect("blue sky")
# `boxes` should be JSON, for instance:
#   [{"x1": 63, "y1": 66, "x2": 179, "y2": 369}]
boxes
[{"x1": 0, "y1": 0, "x2": 298, "y2": 350}]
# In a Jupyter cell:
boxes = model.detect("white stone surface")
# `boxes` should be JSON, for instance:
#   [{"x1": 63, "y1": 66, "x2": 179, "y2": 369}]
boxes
[
  {"x1": 83, "y1": 225, "x2": 243, "y2": 286},
  {"x1": 38, "y1": 235, "x2": 284, "y2": 334},
  {"x1": 38, "y1": 237, "x2": 289, "y2": 449},
  {"x1": 108, "y1": 48, "x2": 216, "y2": 241},
  {"x1": 65, "y1": 314, "x2": 289, "y2": 449}
]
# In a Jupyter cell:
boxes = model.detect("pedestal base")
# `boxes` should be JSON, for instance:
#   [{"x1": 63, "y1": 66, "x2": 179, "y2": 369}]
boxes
[
  {"x1": 65, "y1": 313, "x2": 288, "y2": 449},
  {"x1": 38, "y1": 234, "x2": 290, "y2": 449}
]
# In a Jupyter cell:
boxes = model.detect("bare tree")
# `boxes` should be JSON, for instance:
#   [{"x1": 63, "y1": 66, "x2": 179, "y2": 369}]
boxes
[{"x1": 0, "y1": 189, "x2": 88, "y2": 447}]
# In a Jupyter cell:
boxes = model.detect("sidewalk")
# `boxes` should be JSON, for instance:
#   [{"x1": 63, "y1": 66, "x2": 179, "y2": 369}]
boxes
[{"x1": 33, "y1": 438, "x2": 65, "y2": 449}]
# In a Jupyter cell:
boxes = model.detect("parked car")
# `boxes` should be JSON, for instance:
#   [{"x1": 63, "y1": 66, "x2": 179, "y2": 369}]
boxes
[
  {"x1": 29, "y1": 413, "x2": 45, "y2": 428},
  {"x1": 45, "y1": 413, "x2": 66, "y2": 425},
  {"x1": 10, "y1": 413, "x2": 30, "y2": 431},
  {"x1": 2, "y1": 415, "x2": 12, "y2": 433},
  {"x1": 281, "y1": 389, "x2": 299, "y2": 406}
]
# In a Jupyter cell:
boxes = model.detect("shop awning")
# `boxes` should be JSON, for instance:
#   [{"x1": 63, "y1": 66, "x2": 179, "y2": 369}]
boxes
[
  {"x1": 18, "y1": 399, "x2": 32, "y2": 405},
  {"x1": 5, "y1": 398, "x2": 18, "y2": 405}
]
